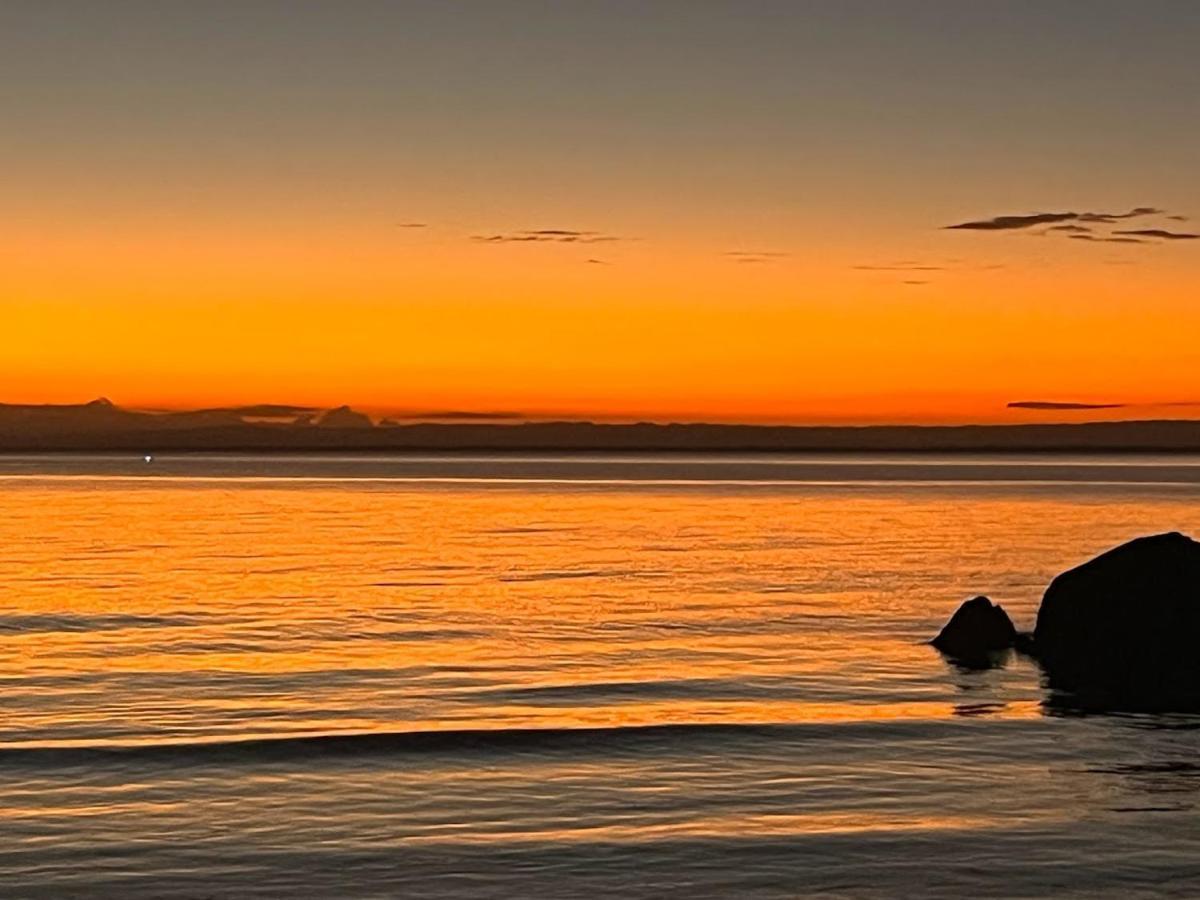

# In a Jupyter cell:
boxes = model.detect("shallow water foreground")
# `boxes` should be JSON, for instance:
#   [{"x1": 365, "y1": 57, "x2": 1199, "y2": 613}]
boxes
[{"x1": 2, "y1": 453, "x2": 1200, "y2": 897}]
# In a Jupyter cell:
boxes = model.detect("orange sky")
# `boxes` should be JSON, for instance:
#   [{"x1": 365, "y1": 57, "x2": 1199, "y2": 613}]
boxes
[
  {"x1": 4, "y1": 3, "x2": 1198, "y2": 424},
  {"x1": 7, "y1": 215, "x2": 1198, "y2": 423}
]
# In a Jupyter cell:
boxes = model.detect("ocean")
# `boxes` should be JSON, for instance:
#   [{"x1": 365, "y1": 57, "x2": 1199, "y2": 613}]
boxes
[{"x1": 2, "y1": 452, "x2": 1200, "y2": 897}]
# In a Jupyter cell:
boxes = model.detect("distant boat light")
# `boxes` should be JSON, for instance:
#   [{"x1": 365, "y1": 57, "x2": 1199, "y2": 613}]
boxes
[{"x1": 144, "y1": 454, "x2": 153, "y2": 463}]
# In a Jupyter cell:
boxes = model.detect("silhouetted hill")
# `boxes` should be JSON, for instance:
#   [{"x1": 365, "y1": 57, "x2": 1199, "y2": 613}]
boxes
[
  {"x1": 315, "y1": 406, "x2": 374, "y2": 428},
  {"x1": 3, "y1": 400, "x2": 1200, "y2": 451},
  {"x1": 0, "y1": 399, "x2": 248, "y2": 435}
]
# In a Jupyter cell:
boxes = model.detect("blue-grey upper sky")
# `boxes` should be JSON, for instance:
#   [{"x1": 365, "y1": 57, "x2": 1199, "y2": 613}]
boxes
[{"x1": 6, "y1": 0, "x2": 1198, "y2": 227}]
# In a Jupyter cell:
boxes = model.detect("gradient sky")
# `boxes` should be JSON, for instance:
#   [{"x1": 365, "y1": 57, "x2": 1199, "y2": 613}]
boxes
[{"x1": 4, "y1": 0, "x2": 1199, "y2": 422}]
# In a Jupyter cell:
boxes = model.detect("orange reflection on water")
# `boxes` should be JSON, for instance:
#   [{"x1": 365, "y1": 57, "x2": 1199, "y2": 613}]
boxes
[{"x1": 0, "y1": 466, "x2": 1198, "y2": 746}]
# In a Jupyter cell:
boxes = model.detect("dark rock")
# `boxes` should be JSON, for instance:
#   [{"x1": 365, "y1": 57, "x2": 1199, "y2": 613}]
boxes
[
  {"x1": 931, "y1": 595, "x2": 1018, "y2": 665},
  {"x1": 1013, "y1": 631, "x2": 1037, "y2": 656},
  {"x1": 1033, "y1": 532, "x2": 1200, "y2": 701}
]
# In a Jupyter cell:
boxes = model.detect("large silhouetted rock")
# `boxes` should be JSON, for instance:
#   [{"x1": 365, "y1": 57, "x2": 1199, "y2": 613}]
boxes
[
  {"x1": 931, "y1": 595, "x2": 1018, "y2": 665},
  {"x1": 1033, "y1": 532, "x2": 1200, "y2": 696}
]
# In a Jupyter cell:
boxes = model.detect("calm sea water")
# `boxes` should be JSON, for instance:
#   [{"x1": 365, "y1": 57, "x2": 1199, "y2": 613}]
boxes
[{"x1": 3, "y1": 453, "x2": 1200, "y2": 898}]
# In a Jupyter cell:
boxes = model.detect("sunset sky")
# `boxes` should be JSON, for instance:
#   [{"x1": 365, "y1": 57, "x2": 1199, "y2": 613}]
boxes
[{"x1": 5, "y1": 1, "x2": 1198, "y2": 423}]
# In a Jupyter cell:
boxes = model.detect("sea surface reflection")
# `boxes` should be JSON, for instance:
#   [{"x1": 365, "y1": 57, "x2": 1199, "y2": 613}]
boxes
[{"x1": 2, "y1": 453, "x2": 1200, "y2": 897}]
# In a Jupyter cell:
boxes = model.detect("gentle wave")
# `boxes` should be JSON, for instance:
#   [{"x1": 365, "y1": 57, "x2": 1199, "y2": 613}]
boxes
[
  {"x1": 0, "y1": 719, "x2": 979, "y2": 768},
  {"x1": 0, "y1": 613, "x2": 206, "y2": 634}
]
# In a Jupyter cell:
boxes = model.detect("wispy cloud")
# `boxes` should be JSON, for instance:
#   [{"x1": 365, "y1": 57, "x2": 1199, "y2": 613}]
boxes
[
  {"x1": 725, "y1": 251, "x2": 790, "y2": 264},
  {"x1": 852, "y1": 260, "x2": 953, "y2": 286},
  {"x1": 473, "y1": 229, "x2": 621, "y2": 244},
  {"x1": 585, "y1": 258, "x2": 610, "y2": 265},
  {"x1": 944, "y1": 205, "x2": 1200, "y2": 250},
  {"x1": 1113, "y1": 228, "x2": 1199, "y2": 241},
  {"x1": 1069, "y1": 234, "x2": 1146, "y2": 244},
  {"x1": 1077, "y1": 207, "x2": 1163, "y2": 223},
  {"x1": 852, "y1": 263, "x2": 944, "y2": 271},
  {"x1": 395, "y1": 222, "x2": 427, "y2": 228}
]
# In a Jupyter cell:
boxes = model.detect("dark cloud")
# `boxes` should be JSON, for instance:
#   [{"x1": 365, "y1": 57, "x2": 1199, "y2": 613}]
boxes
[
  {"x1": 473, "y1": 229, "x2": 620, "y2": 244},
  {"x1": 585, "y1": 258, "x2": 610, "y2": 265},
  {"x1": 945, "y1": 207, "x2": 1162, "y2": 231},
  {"x1": 946, "y1": 212, "x2": 1079, "y2": 231},
  {"x1": 1113, "y1": 229, "x2": 1199, "y2": 241},
  {"x1": 1048, "y1": 224, "x2": 1092, "y2": 233},
  {"x1": 1167, "y1": 215, "x2": 1190, "y2": 222},
  {"x1": 1009, "y1": 399, "x2": 1200, "y2": 411},
  {"x1": 901, "y1": 280, "x2": 930, "y2": 286},
  {"x1": 1008, "y1": 401, "x2": 1125, "y2": 410},
  {"x1": 395, "y1": 222, "x2": 427, "y2": 228}
]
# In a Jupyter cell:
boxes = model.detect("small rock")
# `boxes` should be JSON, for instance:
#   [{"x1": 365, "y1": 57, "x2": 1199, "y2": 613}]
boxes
[{"x1": 931, "y1": 595, "x2": 1017, "y2": 664}]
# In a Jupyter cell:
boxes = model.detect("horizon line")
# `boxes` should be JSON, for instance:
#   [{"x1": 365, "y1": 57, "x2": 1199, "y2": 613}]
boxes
[{"x1": 5, "y1": 396, "x2": 1200, "y2": 431}]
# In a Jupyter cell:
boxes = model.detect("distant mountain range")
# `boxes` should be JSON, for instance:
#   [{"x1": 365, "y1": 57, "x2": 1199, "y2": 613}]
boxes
[{"x1": 3, "y1": 398, "x2": 1200, "y2": 452}]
